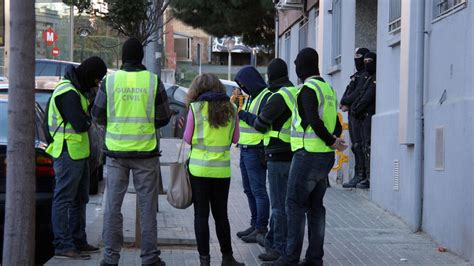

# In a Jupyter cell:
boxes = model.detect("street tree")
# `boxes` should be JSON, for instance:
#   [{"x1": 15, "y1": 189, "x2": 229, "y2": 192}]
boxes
[
  {"x1": 170, "y1": 0, "x2": 275, "y2": 50},
  {"x1": 94, "y1": 0, "x2": 170, "y2": 46},
  {"x1": 2, "y1": 0, "x2": 37, "y2": 264}
]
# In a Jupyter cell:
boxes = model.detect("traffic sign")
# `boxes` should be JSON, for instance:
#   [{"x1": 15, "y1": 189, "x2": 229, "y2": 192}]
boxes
[
  {"x1": 52, "y1": 46, "x2": 60, "y2": 57},
  {"x1": 43, "y1": 27, "x2": 58, "y2": 46}
]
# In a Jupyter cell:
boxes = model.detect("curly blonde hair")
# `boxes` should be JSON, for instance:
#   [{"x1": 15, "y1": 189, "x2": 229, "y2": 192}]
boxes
[{"x1": 187, "y1": 73, "x2": 235, "y2": 128}]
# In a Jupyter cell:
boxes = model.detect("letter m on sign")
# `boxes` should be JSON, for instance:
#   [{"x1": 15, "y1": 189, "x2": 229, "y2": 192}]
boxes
[{"x1": 43, "y1": 28, "x2": 58, "y2": 46}]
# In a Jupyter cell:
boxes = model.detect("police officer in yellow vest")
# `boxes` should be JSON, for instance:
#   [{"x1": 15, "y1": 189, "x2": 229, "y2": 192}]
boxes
[
  {"x1": 234, "y1": 66, "x2": 271, "y2": 243},
  {"x1": 266, "y1": 48, "x2": 347, "y2": 266},
  {"x1": 91, "y1": 38, "x2": 171, "y2": 266},
  {"x1": 237, "y1": 59, "x2": 296, "y2": 262},
  {"x1": 47, "y1": 56, "x2": 107, "y2": 259},
  {"x1": 183, "y1": 73, "x2": 244, "y2": 266}
]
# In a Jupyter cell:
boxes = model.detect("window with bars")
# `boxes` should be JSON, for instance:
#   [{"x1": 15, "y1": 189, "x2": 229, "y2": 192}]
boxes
[
  {"x1": 389, "y1": 0, "x2": 401, "y2": 32},
  {"x1": 284, "y1": 31, "x2": 291, "y2": 66},
  {"x1": 433, "y1": 0, "x2": 467, "y2": 18},
  {"x1": 331, "y1": 0, "x2": 342, "y2": 66},
  {"x1": 298, "y1": 20, "x2": 309, "y2": 51}
]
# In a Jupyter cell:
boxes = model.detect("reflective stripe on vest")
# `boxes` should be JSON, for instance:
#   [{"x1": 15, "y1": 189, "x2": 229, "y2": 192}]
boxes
[
  {"x1": 105, "y1": 70, "x2": 158, "y2": 152},
  {"x1": 46, "y1": 80, "x2": 90, "y2": 160},
  {"x1": 263, "y1": 86, "x2": 297, "y2": 146},
  {"x1": 238, "y1": 88, "x2": 271, "y2": 145},
  {"x1": 290, "y1": 79, "x2": 337, "y2": 153},
  {"x1": 188, "y1": 102, "x2": 235, "y2": 178}
]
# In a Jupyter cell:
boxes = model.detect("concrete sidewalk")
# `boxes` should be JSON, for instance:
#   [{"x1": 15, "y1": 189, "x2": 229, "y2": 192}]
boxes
[{"x1": 47, "y1": 140, "x2": 469, "y2": 266}]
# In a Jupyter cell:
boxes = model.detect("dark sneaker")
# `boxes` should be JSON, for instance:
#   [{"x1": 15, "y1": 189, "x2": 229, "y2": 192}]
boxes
[
  {"x1": 78, "y1": 244, "x2": 100, "y2": 254},
  {"x1": 143, "y1": 258, "x2": 166, "y2": 266},
  {"x1": 100, "y1": 260, "x2": 118, "y2": 266},
  {"x1": 54, "y1": 250, "x2": 91, "y2": 260},
  {"x1": 342, "y1": 175, "x2": 365, "y2": 188},
  {"x1": 222, "y1": 254, "x2": 245, "y2": 266},
  {"x1": 356, "y1": 179, "x2": 370, "y2": 189},
  {"x1": 236, "y1": 226, "x2": 255, "y2": 238},
  {"x1": 241, "y1": 229, "x2": 267, "y2": 243},
  {"x1": 256, "y1": 233, "x2": 266, "y2": 247},
  {"x1": 258, "y1": 249, "x2": 280, "y2": 261}
]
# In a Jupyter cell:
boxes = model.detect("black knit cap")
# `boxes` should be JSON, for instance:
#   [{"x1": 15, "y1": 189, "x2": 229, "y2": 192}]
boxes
[
  {"x1": 294, "y1": 47, "x2": 320, "y2": 81},
  {"x1": 122, "y1": 37, "x2": 144, "y2": 64},
  {"x1": 76, "y1": 56, "x2": 107, "y2": 90},
  {"x1": 267, "y1": 58, "x2": 288, "y2": 83}
]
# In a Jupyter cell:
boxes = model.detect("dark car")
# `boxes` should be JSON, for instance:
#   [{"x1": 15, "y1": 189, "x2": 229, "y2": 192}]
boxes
[
  {"x1": 0, "y1": 78, "x2": 104, "y2": 195},
  {"x1": 160, "y1": 83, "x2": 189, "y2": 139},
  {"x1": 0, "y1": 95, "x2": 55, "y2": 264}
]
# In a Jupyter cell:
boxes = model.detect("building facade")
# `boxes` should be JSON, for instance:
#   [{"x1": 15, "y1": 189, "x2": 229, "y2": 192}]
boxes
[{"x1": 276, "y1": 0, "x2": 473, "y2": 261}]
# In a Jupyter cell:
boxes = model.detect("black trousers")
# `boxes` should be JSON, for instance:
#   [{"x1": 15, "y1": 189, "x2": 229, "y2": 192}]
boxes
[
  {"x1": 190, "y1": 175, "x2": 232, "y2": 256},
  {"x1": 350, "y1": 114, "x2": 372, "y2": 178}
]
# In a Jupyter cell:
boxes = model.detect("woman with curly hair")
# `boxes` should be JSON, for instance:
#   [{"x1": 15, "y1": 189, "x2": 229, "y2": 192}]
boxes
[{"x1": 183, "y1": 73, "x2": 244, "y2": 266}]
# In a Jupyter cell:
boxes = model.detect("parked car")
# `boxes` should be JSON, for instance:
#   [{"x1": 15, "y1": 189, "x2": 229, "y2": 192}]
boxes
[
  {"x1": 0, "y1": 77, "x2": 104, "y2": 195},
  {"x1": 160, "y1": 83, "x2": 189, "y2": 138},
  {"x1": 35, "y1": 59, "x2": 80, "y2": 77},
  {"x1": 0, "y1": 95, "x2": 55, "y2": 264},
  {"x1": 220, "y1": 79, "x2": 241, "y2": 96}
]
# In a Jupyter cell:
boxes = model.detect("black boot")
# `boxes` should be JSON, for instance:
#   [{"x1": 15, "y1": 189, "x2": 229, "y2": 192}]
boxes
[
  {"x1": 222, "y1": 254, "x2": 245, "y2": 266},
  {"x1": 241, "y1": 228, "x2": 267, "y2": 243},
  {"x1": 357, "y1": 143, "x2": 371, "y2": 189},
  {"x1": 343, "y1": 169, "x2": 365, "y2": 188},
  {"x1": 199, "y1": 255, "x2": 211, "y2": 266},
  {"x1": 236, "y1": 226, "x2": 255, "y2": 238}
]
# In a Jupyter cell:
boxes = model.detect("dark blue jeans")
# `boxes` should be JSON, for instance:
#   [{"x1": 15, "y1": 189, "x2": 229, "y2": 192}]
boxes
[
  {"x1": 239, "y1": 148, "x2": 269, "y2": 230},
  {"x1": 51, "y1": 151, "x2": 90, "y2": 254},
  {"x1": 282, "y1": 150, "x2": 334, "y2": 265},
  {"x1": 265, "y1": 160, "x2": 291, "y2": 254}
]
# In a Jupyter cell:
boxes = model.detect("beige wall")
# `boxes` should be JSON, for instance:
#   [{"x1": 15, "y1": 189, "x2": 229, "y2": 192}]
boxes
[
  {"x1": 167, "y1": 14, "x2": 210, "y2": 64},
  {"x1": 278, "y1": 0, "x2": 319, "y2": 36}
]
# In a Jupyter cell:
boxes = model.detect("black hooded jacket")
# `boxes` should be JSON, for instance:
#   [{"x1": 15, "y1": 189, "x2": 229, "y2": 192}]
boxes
[
  {"x1": 54, "y1": 65, "x2": 92, "y2": 133},
  {"x1": 351, "y1": 52, "x2": 376, "y2": 118},
  {"x1": 340, "y1": 70, "x2": 370, "y2": 113}
]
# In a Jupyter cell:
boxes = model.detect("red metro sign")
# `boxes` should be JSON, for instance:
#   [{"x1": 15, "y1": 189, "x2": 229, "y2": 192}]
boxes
[{"x1": 43, "y1": 27, "x2": 58, "y2": 46}]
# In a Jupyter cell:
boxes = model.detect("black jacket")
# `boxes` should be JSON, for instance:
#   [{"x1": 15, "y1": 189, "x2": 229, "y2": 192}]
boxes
[
  {"x1": 340, "y1": 70, "x2": 369, "y2": 111},
  {"x1": 253, "y1": 77, "x2": 294, "y2": 161},
  {"x1": 351, "y1": 74, "x2": 376, "y2": 118},
  {"x1": 54, "y1": 65, "x2": 91, "y2": 133}
]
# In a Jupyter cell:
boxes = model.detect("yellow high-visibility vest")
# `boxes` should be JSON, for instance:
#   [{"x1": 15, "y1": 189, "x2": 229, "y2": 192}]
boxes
[
  {"x1": 105, "y1": 70, "x2": 158, "y2": 152},
  {"x1": 46, "y1": 80, "x2": 90, "y2": 160},
  {"x1": 188, "y1": 101, "x2": 235, "y2": 178},
  {"x1": 263, "y1": 86, "x2": 298, "y2": 146},
  {"x1": 238, "y1": 88, "x2": 271, "y2": 146},
  {"x1": 290, "y1": 79, "x2": 337, "y2": 153}
]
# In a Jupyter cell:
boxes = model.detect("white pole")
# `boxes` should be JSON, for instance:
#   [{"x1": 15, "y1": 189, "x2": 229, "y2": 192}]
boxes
[
  {"x1": 227, "y1": 51, "x2": 231, "y2": 80},
  {"x1": 70, "y1": 5, "x2": 74, "y2": 61}
]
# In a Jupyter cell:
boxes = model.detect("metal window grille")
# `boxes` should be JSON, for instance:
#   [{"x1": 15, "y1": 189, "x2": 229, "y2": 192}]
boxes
[
  {"x1": 433, "y1": 0, "x2": 467, "y2": 18},
  {"x1": 389, "y1": 0, "x2": 401, "y2": 32},
  {"x1": 284, "y1": 31, "x2": 291, "y2": 66},
  {"x1": 298, "y1": 20, "x2": 308, "y2": 51},
  {"x1": 331, "y1": 0, "x2": 342, "y2": 65}
]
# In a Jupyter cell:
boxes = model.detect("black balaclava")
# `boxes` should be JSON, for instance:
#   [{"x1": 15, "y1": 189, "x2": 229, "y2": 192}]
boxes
[
  {"x1": 122, "y1": 37, "x2": 144, "y2": 65},
  {"x1": 294, "y1": 47, "x2": 320, "y2": 82},
  {"x1": 354, "y1": 47, "x2": 370, "y2": 72},
  {"x1": 76, "y1": 56, "x2": 107, "y2": 91},
  {"x1": 364, "y1": 52, "x2": 377, "y2": 75},
  {"x1": 267, "y1": 58, "x2": 289, "y2": 86}
]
